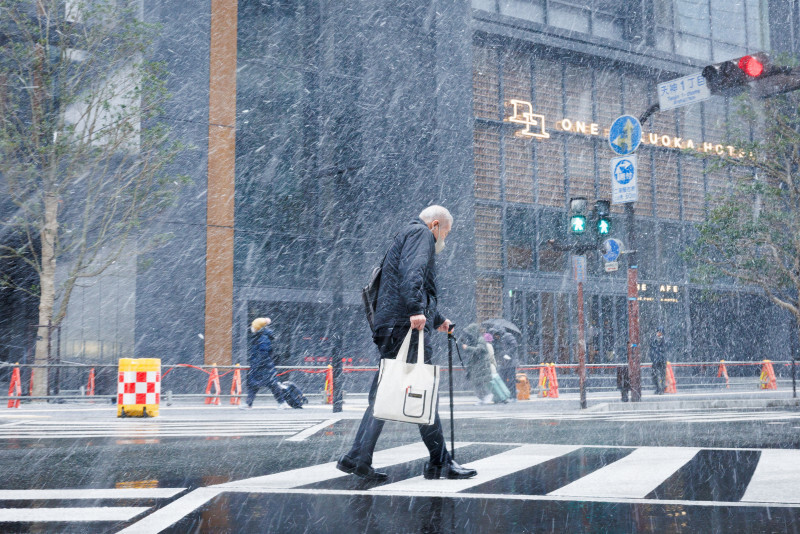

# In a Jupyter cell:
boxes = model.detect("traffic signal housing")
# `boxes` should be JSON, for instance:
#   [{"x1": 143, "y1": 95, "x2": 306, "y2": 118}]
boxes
[
  {"x1": 569, "y1": 197, "x2": 587, "y2": 234},
  {"x1": 701, "y1": 53, "x2": 790, "y2": 96},
  {"x1": 594, "y1": 200, "x2": 611, "y2": 236}
]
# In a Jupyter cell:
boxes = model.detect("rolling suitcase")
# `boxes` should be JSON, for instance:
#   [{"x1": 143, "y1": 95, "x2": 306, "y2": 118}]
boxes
[
  {"x1": 490, "y1": 373, "x2": 511, "y2": 403},
  {"x1": 279, "y1": 381, "x2": 308, "y2": 408}
]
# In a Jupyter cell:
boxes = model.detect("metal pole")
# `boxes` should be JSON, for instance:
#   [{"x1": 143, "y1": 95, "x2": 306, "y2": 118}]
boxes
[
  {"x1": 331, "y1": 282, "x2": 344, "y2": 413},
  {"x1": 577, "y1": 279, "x2": 587, "y2": 409},
  {"x1": 448, "y1": 325, "x2": 456, "y2": 461},
  {"x1": 793, "y1": 357, "x2": 797, "y2": 399},
  {"x1": 626, "y1": 203, "x2": 641, "y2": 402}
]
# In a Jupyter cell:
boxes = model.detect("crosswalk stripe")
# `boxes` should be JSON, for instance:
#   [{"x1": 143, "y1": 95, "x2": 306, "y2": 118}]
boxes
[
  {"x1": 547, "y1": 447, "x2": 700, "y2": 499},
  {"x1": 0, "y1": 488, "x2": 185, "y2": 500},
  {"x1": 372, "y1": 444, "x2": 580, "y2": 494},
  {"x1": 286, "y1": 418, "x2": 342, "y2": 442},
  {"x1": 0, "y1": 419, "x2": 328, "y2": 439},
  {"x1": 741, "y1": 449, "x2": 800, "y2": 504},
  {"x1": 0, "y1": 507, "x2": 150, "y2": 522}
]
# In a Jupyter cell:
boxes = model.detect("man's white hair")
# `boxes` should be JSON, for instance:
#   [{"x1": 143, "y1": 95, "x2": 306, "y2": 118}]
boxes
[{"x1": 419, "y1": 205, "x2": 453, "y2": 227}]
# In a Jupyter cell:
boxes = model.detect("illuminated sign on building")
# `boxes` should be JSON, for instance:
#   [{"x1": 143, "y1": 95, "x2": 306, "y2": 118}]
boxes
[
  {"x1": 505, "y1": 100, "x2": 746, "y2": 158},
  {"x1": 507, "y1": 100, "x2": 550, "y2": 139}
]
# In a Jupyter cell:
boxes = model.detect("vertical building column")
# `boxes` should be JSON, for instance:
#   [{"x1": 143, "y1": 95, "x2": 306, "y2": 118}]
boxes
[{"x1": 204, "y1": 0, "x2": 237, "y2": 366}]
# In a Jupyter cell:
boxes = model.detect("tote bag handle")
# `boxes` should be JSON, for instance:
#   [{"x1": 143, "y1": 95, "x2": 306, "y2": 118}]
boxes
[{"x1": 396, "y1": 328, "x2": 425, "y2": 365}]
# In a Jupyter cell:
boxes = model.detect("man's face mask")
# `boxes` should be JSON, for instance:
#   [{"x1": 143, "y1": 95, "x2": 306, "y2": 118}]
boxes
[{"x1": 434, "y1": 223, "x2": 446, "y2": 254}]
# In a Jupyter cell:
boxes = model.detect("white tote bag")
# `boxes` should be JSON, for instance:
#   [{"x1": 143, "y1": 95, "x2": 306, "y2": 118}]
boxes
[{"x1": 373, "y1": 328, "x2": 440, "y2": 425}]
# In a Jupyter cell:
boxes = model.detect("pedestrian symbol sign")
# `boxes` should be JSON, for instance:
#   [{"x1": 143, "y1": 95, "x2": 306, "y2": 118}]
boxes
[
  {"x1": 608, "y1": 115, "x2": 642, "y2": 156},
  {"x1": 611, "y1": 154, "x2": 638, "y2": 204},
  {"x1": 570, "y1": 215, "x2": 586, "y2": 233}
]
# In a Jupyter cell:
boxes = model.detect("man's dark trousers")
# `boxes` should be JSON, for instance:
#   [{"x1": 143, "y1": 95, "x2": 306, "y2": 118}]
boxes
[
  {"x1": 652, "y1": 360, "x2": 666, "y2": 393},
  {"x1": 346, "y1": 327, "x2": 449, "y2": 467}
]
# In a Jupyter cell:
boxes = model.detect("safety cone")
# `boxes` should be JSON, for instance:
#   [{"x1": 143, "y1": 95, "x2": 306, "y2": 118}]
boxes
[
  {"x1": 7, "y1": 365, "x2": 22, "y2": 408},
  {"x1": 537, "y1": 365, "x2": 548, "y2": 397},
  {"x1": 87, "y1": 368, "x2": 96, "y2": 396},
  {"x1": 205, "y1": 365, "x2": 221, "y2": 405},
  {"x1": 760, "y1": 360, "x2": 777, "y2": 390},
  {"x1": 324, "y1": 365, "x2": 333, "y2": 404},
  {"x1": 547, "y1": 364, "x2": 559, "y2": 398},
  {"x1": 717, "y1": 360, "x2": 729, "y2": 388},
  {"x1": 230, "y1": 364, "x2": 242, "y2": 405},
  {"x1": 665, "y1": 362, "x2": 677, "y2": 393}
]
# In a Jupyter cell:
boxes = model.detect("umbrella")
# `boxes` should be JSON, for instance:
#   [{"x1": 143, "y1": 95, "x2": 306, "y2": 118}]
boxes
[{"x1": 481, "y1": 318, "x2": 521, "y2": 335}]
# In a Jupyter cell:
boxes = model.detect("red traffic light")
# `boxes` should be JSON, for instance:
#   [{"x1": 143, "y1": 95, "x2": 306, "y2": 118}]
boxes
[{"x1": 738, "y1": 55, "x2": 764, "y2": 78}]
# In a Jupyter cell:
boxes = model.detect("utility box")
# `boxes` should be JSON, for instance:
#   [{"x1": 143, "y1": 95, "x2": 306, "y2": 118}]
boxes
[{"x1": 117, "y1": 358, "x2": 161, "y2": 417}]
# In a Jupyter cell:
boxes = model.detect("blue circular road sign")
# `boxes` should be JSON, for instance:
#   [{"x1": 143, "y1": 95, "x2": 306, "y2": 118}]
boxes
[
  {"x1": 608, "y1": 115, "x2": 642, "y2": 156},
  {"x1": 602, "y1": 238, "x2": 623, "y2": 262}
]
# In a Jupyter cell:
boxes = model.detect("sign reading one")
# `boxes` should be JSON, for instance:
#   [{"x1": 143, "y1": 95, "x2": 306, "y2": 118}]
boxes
[
  {"x1": 610, "y1": 155, "x2": 638, "y2": 204},
  {"x1": 608, "y1": 115, "x2": 642, "y2": 156},
  {"x1": 657, "y1": 72, "x2": 711, "y2": 112}
]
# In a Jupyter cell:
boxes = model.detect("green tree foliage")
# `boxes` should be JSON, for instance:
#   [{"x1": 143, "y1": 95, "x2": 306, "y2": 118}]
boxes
[{"x1": 685, "y1": 88, "x2": 800, "y2": 328}]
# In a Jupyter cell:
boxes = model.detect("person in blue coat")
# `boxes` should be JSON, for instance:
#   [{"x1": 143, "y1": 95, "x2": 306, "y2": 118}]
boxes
[{"x1": 243, "y1": 317, "x2": 289, "y2": 409}]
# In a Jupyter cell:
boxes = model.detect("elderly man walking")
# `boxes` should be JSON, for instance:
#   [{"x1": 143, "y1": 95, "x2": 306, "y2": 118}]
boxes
[{"x1": 337, "y1": 205, "x2": 477, "y2": 481}]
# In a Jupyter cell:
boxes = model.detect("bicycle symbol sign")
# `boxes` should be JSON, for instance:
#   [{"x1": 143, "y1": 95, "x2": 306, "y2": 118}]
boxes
[{"x1": 610, "y1": 154, "x2": 638, "y2": 204}]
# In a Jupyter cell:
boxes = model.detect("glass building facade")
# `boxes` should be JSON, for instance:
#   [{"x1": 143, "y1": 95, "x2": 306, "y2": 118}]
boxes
[{"x1": 468, "y1": 0, "x2": 792, "y2": 365}]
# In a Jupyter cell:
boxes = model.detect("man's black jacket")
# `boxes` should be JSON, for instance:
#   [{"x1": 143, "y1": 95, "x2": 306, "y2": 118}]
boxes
[{"x1": 372, "y1": 218, "x2": 445, "y2": 336}]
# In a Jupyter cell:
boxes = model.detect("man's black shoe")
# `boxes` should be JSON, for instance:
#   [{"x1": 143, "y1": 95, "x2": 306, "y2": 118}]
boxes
[
  {"x1": 423, "y1": 460, "x2": 477, "y2": 480},
  {"x1": 337, "y1": 455, "x2": 388, "y2": 481},
  {"x1": 336, "y1": 454, "x2": 357, "y2": 474}
]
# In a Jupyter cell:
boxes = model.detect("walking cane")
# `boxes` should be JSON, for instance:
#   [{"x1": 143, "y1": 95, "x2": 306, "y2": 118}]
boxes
[{"x1": 448, "y1": 323, "x2": 456, "y2": 462}]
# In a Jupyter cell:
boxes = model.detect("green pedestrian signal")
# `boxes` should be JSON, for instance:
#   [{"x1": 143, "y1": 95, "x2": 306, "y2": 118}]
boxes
[
  {"x1": 570, "y1": 215, "x2": 586, "y2": 234},
  {"x1": 594, "y1": 200, "x2": 611, "y2": 236}
]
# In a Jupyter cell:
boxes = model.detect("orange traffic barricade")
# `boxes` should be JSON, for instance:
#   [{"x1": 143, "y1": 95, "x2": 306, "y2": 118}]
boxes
[
  {"x1": 7, "y1": 365, "x2": 22, "y2": 408},
  {"x1": 230, "y1": 364, "x2": 242, "y2": 405},
  {"x1": 537, "y1": 366, "x2": 548, "y2": 397},
  {"x1": 665, "y1": 361, "x2": 677, "y2": 393},
  {"x1": 760, "y1": 360, "x2": 777, "y2": 390},
  {"x1": 717, "y1": 360, "x2": 729, "y2": 388},
  {"x1": 324, "y1": 365, "x2": 333, "y2": 404},
  {"x1": 547, "y1": 364, "x2": 559, "y2": 398},
  {"x1": 205, "y1": 365, "x2": 221, "y2": 405},
  {"x1": 87, "y1": 368, "x2": 95, "y2": 396}
]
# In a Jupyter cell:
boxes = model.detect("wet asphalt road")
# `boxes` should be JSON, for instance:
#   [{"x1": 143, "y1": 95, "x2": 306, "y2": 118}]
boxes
[{"x1": 1, "y1": 394, "x2": 800, "y2": 533}]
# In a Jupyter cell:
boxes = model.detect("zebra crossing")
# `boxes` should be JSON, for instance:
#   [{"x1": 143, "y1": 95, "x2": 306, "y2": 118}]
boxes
[
  {"x1": 3, "y1": 441, "x2": 799, "y2": 530},
  {"x1": 0, "y1": 418, "x2": 337, "y2": 440},
  {"x1": 118, "y1": 441, "x2": 800, "y2": 532}
]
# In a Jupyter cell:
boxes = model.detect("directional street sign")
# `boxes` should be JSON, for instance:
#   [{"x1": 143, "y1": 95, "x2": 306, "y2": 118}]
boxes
[
  {"x1": 610, "y1": 154, "x2": 638, "y2": 204},
  {"x1": 658, "y1": 72, "x2": 711, "y2": 111},
  {"x1": 608, "y1": 115, "x2": 642, "y2": 156},
  {"x1": 602, "y1": 238, "x2": 623, "y2": 262}
]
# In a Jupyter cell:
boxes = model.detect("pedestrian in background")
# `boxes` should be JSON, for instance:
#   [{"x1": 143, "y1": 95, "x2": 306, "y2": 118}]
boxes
[
  {"x1": 337, "y1": 205, "x2": 476, "y2": 481},
  {"x1": 462, "y1": 323, "x2": 495, "y2": 404},
  {"x1": 493, "y1": 329, "x2": 519, "y2": 401},
  {"x1": 243, "y1": 317, "x2": 290, "y2": 409},
  {"x1": 649, "y1": 326, "x2": 668, "y2": 395}
]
